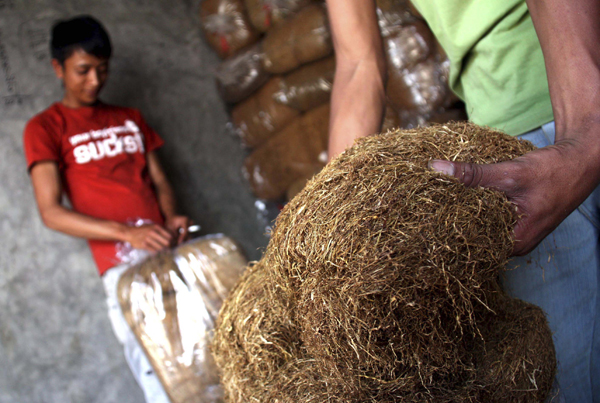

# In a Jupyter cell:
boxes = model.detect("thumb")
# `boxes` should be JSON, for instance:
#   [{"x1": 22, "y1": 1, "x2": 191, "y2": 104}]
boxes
[{"x1": 428, "y1": 159, "x2": 496, "y2": 189}]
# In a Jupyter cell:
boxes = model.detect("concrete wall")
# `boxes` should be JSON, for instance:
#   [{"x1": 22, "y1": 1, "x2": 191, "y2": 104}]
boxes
[{"x1": 0, "y1": 1, "x2": 269, "y2": 401}]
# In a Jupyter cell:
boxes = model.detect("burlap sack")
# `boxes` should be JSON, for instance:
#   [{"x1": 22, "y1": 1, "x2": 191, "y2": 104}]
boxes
[
  {"x1": 243, "y1": 104, "x2": 329, "y2": 200},
  {"x1": 215, "y1": 43, "x2": 271, "y2": 104},
  {"x1": 232, "y1": 76, "x2": 301, "y2": 148},
  {"x1": 200, "y1": 0, "x2": 260, "y2": 59},
  {"x1": 117, "y1": 235, "x2": 247, "y2": 403},
  {"x1": 273, "y1": 56, "x2": 335, "y2": 111},
  {"x1": 262, "y1": 3, "x2": 332, "y2": 74},
  {"x1": 244, "y1": 0, "x2": 312, "y2": 32}
]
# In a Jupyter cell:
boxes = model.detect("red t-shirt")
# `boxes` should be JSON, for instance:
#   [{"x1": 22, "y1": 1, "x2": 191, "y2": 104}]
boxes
[{"x1": 23, "y1": 102, "x2": 165, "y2": 275}]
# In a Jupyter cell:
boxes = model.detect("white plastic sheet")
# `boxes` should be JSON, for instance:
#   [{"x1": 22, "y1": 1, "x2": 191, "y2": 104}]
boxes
[{"x1": 117, "y1": 234, "x2": 247, "y2": 403}]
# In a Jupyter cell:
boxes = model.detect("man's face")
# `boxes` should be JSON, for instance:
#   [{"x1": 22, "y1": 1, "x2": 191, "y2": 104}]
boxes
[{"x1": 52, "y1": 49, "x2": 109, "y2": 107}]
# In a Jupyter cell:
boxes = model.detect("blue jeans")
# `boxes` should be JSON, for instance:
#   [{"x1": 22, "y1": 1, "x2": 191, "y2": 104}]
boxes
[{"x1": 504, "y1": 121, "x2": 600, "y2": 402}]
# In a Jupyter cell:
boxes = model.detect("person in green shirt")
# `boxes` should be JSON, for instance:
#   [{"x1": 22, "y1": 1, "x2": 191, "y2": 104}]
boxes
[{"x1": 326, "y1": 0, "x2": 600, "y2": 400}]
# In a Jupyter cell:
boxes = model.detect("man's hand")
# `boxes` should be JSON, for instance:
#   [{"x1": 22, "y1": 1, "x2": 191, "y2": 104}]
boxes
[
  {"x1": 165, "y1": 215, "x2": 192, "y2": 245},
  {"x1": 125, "y1": 223, "x2": 174, "y2": 252},
  {"x1": 429, "y1": 138, "x2": 600, "y2": 256}
]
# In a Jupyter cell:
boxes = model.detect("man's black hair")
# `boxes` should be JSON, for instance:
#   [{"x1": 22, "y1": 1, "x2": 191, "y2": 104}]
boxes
[{"x1": 51, "y1": 15, "x2": 112, "y2": 65}]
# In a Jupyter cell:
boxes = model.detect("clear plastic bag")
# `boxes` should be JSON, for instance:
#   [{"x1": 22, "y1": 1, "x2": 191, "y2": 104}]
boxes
[
  {"x1": 383, "y1": 20, "x2": 435, "y2": 72},
  {"x1": 262, "y1": 3, "x2": 333, "y2": 74},
  {"x1": 215, "y1": 43, "x2": 271, "y2": 104},
  {"x1": 117, "y1": 234, "x2": 248, "y2": 403},
  {"x1": 114, "y1": 218, "x2": 154, "y2": 266},
  {"x1": 243, "y1": 103, "x2": 329, "y2": 200},
  {"x1": 273, "y1": 56, "x2": 335, "y2": 111},
  {"x1": 386, "y1": 55, "x2": 452, "y2": 127},
  {"x1": 231, "y1": 76, "x2": 300, "y2": 148},
  {"x1": 200, "y1": 0, "x2": 260, "y2": 59},
  {"x1": 244, "y1": 0, "x2": 313, "y2": 32},
  {"x1": 381, "y1": 18, "x2": 454, "y2": 127},
  {"x1": 375, "y1": 0, "x2": 417, "y2": 37}
]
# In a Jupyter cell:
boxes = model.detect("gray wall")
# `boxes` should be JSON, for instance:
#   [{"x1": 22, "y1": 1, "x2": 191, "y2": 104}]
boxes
[{"x1": 0, "y1": 1, "x2": 269, "y2": 402}]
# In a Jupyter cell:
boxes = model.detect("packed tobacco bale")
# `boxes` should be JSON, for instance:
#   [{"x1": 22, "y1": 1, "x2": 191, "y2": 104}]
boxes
[
  {"x1": 214, "y1": 122, "x2": 556, "y2": 402},
  {"x1": 475, "y1": 297, "x2": 556, "y2": 403},
  {"x1": 215, "y1": 44, "x2": 271, "y2": 104},
  {"x1": 243, "y1": 103, "x2": 329, "y2": 200},
  {"x1": 285, "y1": 170, "x2": 318, "y2": 201},
  {"x1": 244, "y1": 0, "x2": 313, "y2": 32},
  {"x1": 261, "y1": 3, "x2": 333, "y2": 74},
  {"x1": 212, "y1": 261, "x2": 332, "y2": 402},
  {"x1": 118, "y1": 235, "x2": 247, "y2": 403},
  {"x1": 232, "y1": 76, "x2": 300, "y2": 147},
  {"x1": 199, "y1": 0, "x2": 260, "y2": 59},
  {"x1": 273, "y1": 56, "x2": 335, "y2": 111}
]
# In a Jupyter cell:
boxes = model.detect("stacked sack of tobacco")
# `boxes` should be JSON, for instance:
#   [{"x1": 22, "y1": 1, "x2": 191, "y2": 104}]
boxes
[
  {"x1": 212, "y1": 122, "x2": 556, "y2": 403},
  {"x1": 200, "y1": 0, "x2": 466, "y2": 202}
]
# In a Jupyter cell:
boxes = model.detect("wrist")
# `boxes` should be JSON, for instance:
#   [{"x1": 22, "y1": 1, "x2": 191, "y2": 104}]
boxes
[
  {"x1": 162, "y1": 210, "x2": 179, "y2": 222},
  {"x1": 112, "y1": 221, "x2": 132, "y2": 243}
]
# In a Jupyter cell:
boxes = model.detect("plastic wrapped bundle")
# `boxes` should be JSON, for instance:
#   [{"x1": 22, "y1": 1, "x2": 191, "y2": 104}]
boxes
[
  {"x1": 382, "y1": 20, "x2": 435, "y2": 71},
  {"x1": 406, "y1": 0, "x2": 423, "y2": 19},
  {"x1": 244, "y1": 0, "x2": 313, "y2": 32},
  {"x1": 117, "y1": 234, "x2": 247, "y2": 403},
  {"x1": 243, "y1": 104, "x2": 329, "y2": 200},
  {"x1": 232, "y1": 76, "x2": 301, "y2": 148},
  {"x1": 215, "y1": 43, "x2": 271, "y2": 104},
  {"x1": 375, "y1": 0, "x2": 417, "y2": 36},
  {"x1": 382, "y1": 18, "x2": 436, "y2": 113},
  {"x1": 273, "y1": 56, "x2": 335, "y2": 111},
  {"x1": 200, "y1": 0, "x2": 260, "y2": 59},
  {"x1": 377, "y1": 13, "x2": 457, "y2": 128},
  {"x1": 262, "y1": 3, "x2": 333, "y2": 74},
  {"x1": 387, "y1": 56, "x2": 452, "y2": 127}
]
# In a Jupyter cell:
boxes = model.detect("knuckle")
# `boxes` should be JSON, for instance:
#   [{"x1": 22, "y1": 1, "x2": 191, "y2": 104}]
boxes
[{"x1": 460, "y1": 164, "x2": 480, "y2": 187}]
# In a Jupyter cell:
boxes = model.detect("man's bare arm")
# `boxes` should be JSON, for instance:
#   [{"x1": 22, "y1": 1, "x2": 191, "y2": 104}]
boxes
[
  {"x1": 430, "y1": 0, "x2": 600, "y2": 255},
  {"x1": 30, "y1": 161, "x2": 173, "y2": 251},
  {"x1": 326, "y1": 0, "x2": 386, "y2": 161},
  {"x1": 147, "y1": 151, "x2": 191, "y2": 244}
]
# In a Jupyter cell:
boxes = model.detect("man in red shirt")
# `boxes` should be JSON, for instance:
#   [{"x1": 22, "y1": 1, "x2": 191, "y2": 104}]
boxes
[{"x1": 23, "y1": 16, "x2": 189, "y2": 402}]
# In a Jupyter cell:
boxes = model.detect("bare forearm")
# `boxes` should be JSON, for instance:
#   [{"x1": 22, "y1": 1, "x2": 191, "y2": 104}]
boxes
[
  {"x1": 326, "y1": 0, "x2": 386, "y2": 160},
  {"x1": 430, "y1": 1, "x2": 600, "y2": 255},
  {"x1": 525, "y1": 0, "x2": 600, "y2": 216},
  {"x1": 146, "y1": 151, "x2": 179, "y2": 220},
  {"x1": 41, "y1": 204, "x2": 129, "y2": 242},
  {"x1": 526, "y1": 0, "x2": 600, "y2": 144},
  {"x1": 328, "y1": 61, "x2": 386, "y2": 160},
  {"x1": 154, "y1": 180, "x2": 178, "y2": 220}
]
